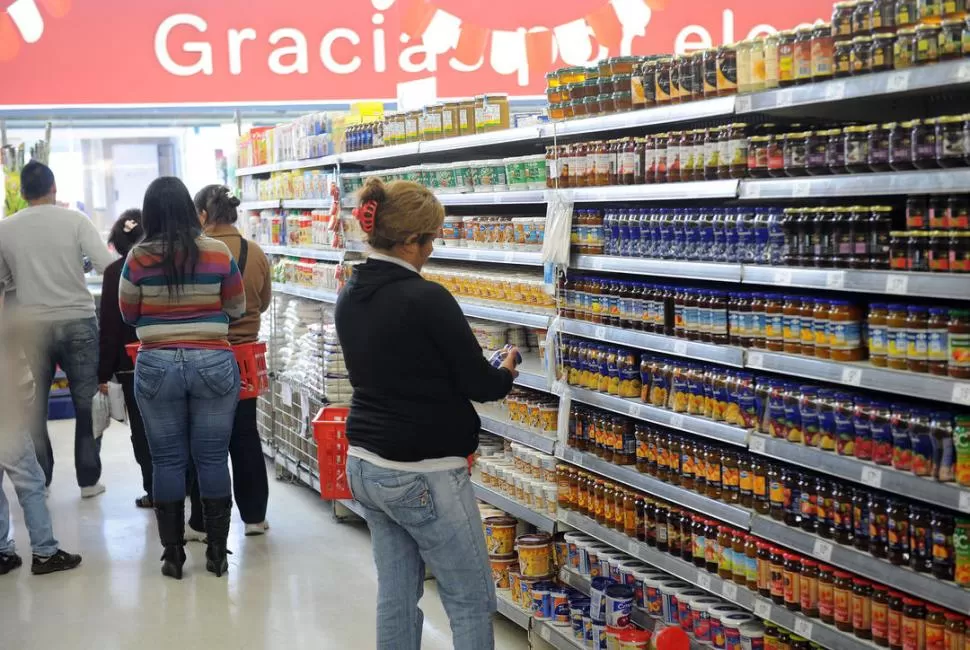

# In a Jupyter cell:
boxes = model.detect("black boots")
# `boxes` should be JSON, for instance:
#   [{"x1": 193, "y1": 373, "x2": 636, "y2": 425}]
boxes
[
  {"x1": 154, "y1": 501, "x2": 187, "y2": 580},
  {"x1": 202, "y1": 496, "x2": 232, "y2": 577}
]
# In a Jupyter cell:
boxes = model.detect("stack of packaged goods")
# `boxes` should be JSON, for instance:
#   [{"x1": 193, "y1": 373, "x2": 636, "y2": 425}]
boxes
[
  {"x1": 321, "y1": 323, "x2": 352, "y2": 405},
  {"x1": 277, "y1": 299, "x2": 324, "y2": 381},
  {"x1": 424, "y1": 265, "x2": 555, "y2": 314},
  {"x1": 281, "y1": 324, "x2": 326, "y2": 398},
  {"x1": 260, "y1": 295, "x2": 286, "y2": 373}
]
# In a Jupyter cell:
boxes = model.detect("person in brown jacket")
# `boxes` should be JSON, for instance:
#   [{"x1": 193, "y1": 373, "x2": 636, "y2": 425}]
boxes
[{"x1": 186, "y1": 185, "x2": 272, "y2": 538}]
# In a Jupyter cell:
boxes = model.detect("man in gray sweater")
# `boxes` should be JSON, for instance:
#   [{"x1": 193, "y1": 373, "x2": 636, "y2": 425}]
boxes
[{"x1": 0, "y1": 161, "x2": 115, "y2": 497}]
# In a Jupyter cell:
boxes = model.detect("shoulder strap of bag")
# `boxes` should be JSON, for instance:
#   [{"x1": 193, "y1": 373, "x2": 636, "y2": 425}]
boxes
[{"x1": 237, "y1": 237, "x2": 249, "y2": 276}]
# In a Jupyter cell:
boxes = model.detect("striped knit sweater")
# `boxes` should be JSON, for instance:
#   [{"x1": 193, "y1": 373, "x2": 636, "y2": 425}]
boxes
[{"x1": 119, "y1": 235, "x2": 246, "y2": 349}]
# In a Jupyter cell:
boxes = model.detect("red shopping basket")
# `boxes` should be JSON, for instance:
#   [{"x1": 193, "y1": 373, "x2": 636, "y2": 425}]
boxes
[
  {"x1": 312, "y1": 406, "x2": 352, "y2": 500},
  {"x1": 125, "y1": 341, "x2": 269, "y2": 400}
]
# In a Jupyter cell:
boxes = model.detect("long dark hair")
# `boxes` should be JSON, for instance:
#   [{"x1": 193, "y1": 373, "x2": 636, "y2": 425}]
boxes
[
  {"x1": 141, "y1": 177, "x2": 200, "y2": 295},
  {"x1": 194, "y1": 184, "x2": 241, "y2": 225}
]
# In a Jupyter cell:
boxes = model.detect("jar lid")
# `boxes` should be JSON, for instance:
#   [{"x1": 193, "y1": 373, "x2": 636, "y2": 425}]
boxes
[
  {"x1": 874, "y1": 32, "x2": 896, "y2": 41},
  {"x1": 916, "y1": 24, "x2": 941, "y2": 32},
  {"x1": 851, "y1": 36, "x2": 872, "y2": 43},
  {"x1": 938, "y1": 114, "x2": 964, "y2": 124},
  {"x1": 898, "y1": 26, "x2": 917, "y2": 34},
  {"x1": 834, "y1": 0, "x2": 854, "y2": 6}
]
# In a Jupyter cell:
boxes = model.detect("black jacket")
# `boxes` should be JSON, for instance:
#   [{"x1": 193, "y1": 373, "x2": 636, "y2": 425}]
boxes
[
  {"x1": 334, "y1": 258, "x2": 514, "y2": 462},
  {"x1": 97, "y1": 258, "x2": 138, "y2": 383}
]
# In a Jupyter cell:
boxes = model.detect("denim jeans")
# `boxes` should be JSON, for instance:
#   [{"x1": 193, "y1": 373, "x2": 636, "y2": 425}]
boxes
[
  {"x1": 133, "y1": 349, "x2": 239, "y2": 503},
  {"x1": 23, "y1": 317, "x2": 102, "y2": 487},
  {"x1": 0, "y1": 429, "x2": 58, "y2": 558},
  {"x1": 347, "y1": 457, "x2": 496, "y2": 650}
]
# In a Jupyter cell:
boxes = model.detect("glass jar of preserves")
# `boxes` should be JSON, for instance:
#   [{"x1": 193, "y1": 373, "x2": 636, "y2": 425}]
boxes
[
  {"x1": 951, "y1": 232, "x2": 970, "y2": 273},
  {"x1": 833, "y1": 1, "x2": 856, "y2": 37},
  {"x1": 716, "y1": 45, "x2": 738, "y2": 95},
  {"x1": 913, "y1": 119, "x2": 939, "y2": 169},
  {"x1": 871, "y1": 0, "x2": 897, "y2": 32},
  {"x1": 830, "y1": 301, "x2": 865, "y2": 361},
  {"x1": 940, "y1": 19, "x2": 965, "y2": 59},
  {"x1": 748, "y1": 136, "x2": 771, "y2": 177},
  {"x1": 902, "y1": 598, "x2": 926, "y2": 650},
  {"x1": 929, "y1": 230, "x2": 951, "y2": 272},
  {"x1": 834, "y1": 570, "x2": 855, "y2": 632},
  {"x1": 823, "y1": 128, "x2": 847, "y2": 171},
  {"x1": 845, "y1": 126, "x2": 871, "y2": 172},
  {"x1": 869, "y1": 122, "x2": 893, "y2": 171},
  {"x1": 872, "y1": 33, "x2": 895, "y2": 70},
  {"x1": 895, "y1": 27, "x2": 917, "y2": 68},
  {"x1": 870, "y1": 205, "x2": 893, "y2": 268},
  {"x1": 896, "y1": 0, "x2": 919, "y2": 27},
  {"x1": 835, "y1": 40, "x2": 854, "y2": 77},
  {"x1": 891, "y1": 120, "x2": 916, "y2": 170},
  {"x1": 851, "y1": 36, "x2": 874, "y2": 74},
  {"x1": 783, "y1": 553, "x2": 802, "y2": 611},
  {"x1": 853, "y1": 579, "x2": 874, "y2": 640},
  {"x1": 949, "y1": 309, "x2": 970, "y2": 379},
  {"x1": 794, "y1": 27, "x2": 814, "y2": 83},
  {"x1": 919, "y1": 0, "x2": 943, "y2": 22},
  {"x1": 778, "y1": 30, "x2": 797, "y2": 87},
  {"x1": 936, "y1": 115, "x2": 967, "y2": 167},
  {"x1": 812, "y1": 23, "x2": 835, "y2": 80},
  {"x1": 855, "y1": 0, "x2": 875, "y2": 33},
  {"x1": 870, "y1": 303, "x2": 890, "y2": 366},
  {"x1": 916, "y1": 24, "x2": 941, "y2": 64},
  {"x1": 784, "y1": 131, "x2": 810, "y2": 176},
  {"x1": 818, "y1": 564, "x2": 836, "y2": 624}
]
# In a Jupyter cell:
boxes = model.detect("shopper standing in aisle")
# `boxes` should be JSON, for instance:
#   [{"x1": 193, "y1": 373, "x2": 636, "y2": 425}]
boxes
[
  {"x1": 120, "y1": 177, "x2": 245, "y2": 580},
  {"x1": 336, "y1": 178, "x2": 519, "y2": 650},
  {"x1": 0, "y1": 161, "x2": 114, "y2": 497},
  {"x1": 97, "y1": 210, "x2": 154, "y2": 509},
  {"x1": 184, "y1": 184, "x2": 272, "y2": 541},
  {"x1": 0, "y1": 319, "x2": 83, "y2": 575}
]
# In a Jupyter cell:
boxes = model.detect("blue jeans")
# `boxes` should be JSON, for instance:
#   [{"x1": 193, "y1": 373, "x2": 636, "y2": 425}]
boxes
[
  {"x1": 0, "y1": 430, "x2": 58, "y2": 558},
  {"x1": 23, "y1": 318, "x2": 102, "y2": 487},
  {"x1": 347, "y1": 457, "x2": 496, "y2": 650},
  {"x1": 133, "y1": 349, "x2": 239, "y2": 503}
]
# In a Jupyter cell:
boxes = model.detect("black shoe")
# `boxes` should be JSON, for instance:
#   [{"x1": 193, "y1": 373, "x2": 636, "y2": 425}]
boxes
[
  {"x1": 31, "y1": 549, "x2": 81, "y2": 575},
  {"x1": 154, "y1": 501, "x2": 186, "y2": 580},
  {"x1": 135, "y1": 495, "x2": 153, "y2": 509},
  {"x1": 0, "y1": 553, "x2": 23, "y2": 575},
  {"x1": 202, "y1": 496, "x2": 232, "y2": 577}
]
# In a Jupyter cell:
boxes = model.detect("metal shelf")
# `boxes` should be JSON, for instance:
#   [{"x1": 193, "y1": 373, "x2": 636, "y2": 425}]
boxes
[
  {"x1": 457, "y1": 301, "x2": 553, "y2": 329},
  {"x1": 736, "y1": 59, "x2": 970, "y2": 115},
  {"x1": 742, "y1": 265, "x2": 970, "y2": 301},
  {"x1": 238, "y1": 200, "x2": 281, "y2": 210},
  {"x1": 533, "y1": 619, "x2": 585, "y2": 650},
  {"x1": 557, "y1": 447, "x2": 751, "y2": 528},
  {"x1": 262, "y1": 245, "x2": 345, "y2": 261},
  {"x1": 568, "y1": 180, "x2": 739, "y2": 203},
  {"x1": 561, "y1": 319, "x2": 745, "y2": 368},
  {"x1": 431, "y1": 247, "x2": 543, "y2": 266},
  {"x1": 559, "y1": 510, "x2": 879, "y2": 650},
  {"x1": 740, "y1": 168, "x2": 970, "y2": 199},
  {"x1": 341, "y1": 142, "x2": 421, "y2": 165},
  {"x1": 571, "y1": 255, "x2": 742, "y2": 282},
  {"x1": 478, "y1": 413, "x2": 558, "y2": 455},
  {"x1": 565, "y1": 386, "x2": 749, "y2": 447},
  {"x1": 272, "y1": 282, "x2": 339, "y2": 304},
  {"x1": 748, "y1": 433, "x2": 970, "y2": 514},
  {"x1": 282, "y1": 199, "x2": 333, "y2": 209},
  {"x1": 419, "y1": 125, "x2": 546, "y2": 153},
  {"x1": 471, "y1": 480, "x2": 557, "y2": 532},
  {"x1": 750, "y1": 515, "x2": 970, "y2": 613},
  {"x1": 553, "y1": 96, "x2": 736, "y2": 137},
  {"x1": 496, "y1": 592, "x2": 532, "y2": 631},
  {"x1": 236, "y1": 155, "x2": 339, "y2": 176},
  {"x1": 514, "y1": 368, "x2": 553, "y2": 394},
  {"x1": 746, "y1": 349, "x2": 970, "y2": 407},
  {"x1": 436, "y1": 190, "x2": 546, "y2": 206}
]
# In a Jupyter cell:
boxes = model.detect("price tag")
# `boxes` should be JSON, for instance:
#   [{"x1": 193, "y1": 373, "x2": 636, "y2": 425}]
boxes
[
  {"x1": 885, "y1": 274, "x2": 909, "y2": 295},
  {"x1": 825, "y1": 271, "x2": 845, "y2": 289},
  {"x1": 736, "y1": 95, "x2": 753, "y2": 113},
  {"x1": 776, "y1": 89, "x2": 794, "y2": 107},
  {"x1": 538, "y1": 624, "x2": 552, "y2": 642},
  {"x1": 887, "y1": 71, "x2": 909, "y2": 92},
  {"x1": 792, "y1": 183, "x2": 811, "y2": 198},
  {"x1": 840, "y1": 366, "x2": 863, "y2": 387},
  {"x1": 749, "y1": 435, "x2": 767, "y2": 454},
  {"x1": 860, "y1": 466, "x2": 883, "y2": 489},
  {"x1": 772, "y1": 269, "x2": 793, "y2": 285},
  {"x1": 281, "y1": 383, "x2": 293, "y2": 407},
  {"x1": 552, "y1": 380, "x2": 566, "y2": 397},
  {"x1": 794, "y1": 618, "x2": 814, "y2": 640},
  {"x1": 812, "y1": 539, "x2": 834, "y2": 562},
  {"x1": 754, "y1": 600, "x2": 773, "y2": 619},
  {"x1": 628, "y1": 402, "x2": 641, "y2": 418},
  {"x1": 959, "y1": 492, "x2": 970, "y2": 514},
  {"x1": 502, "y1": 252, "x2": 514, "y2": 263},
  {"x1": 958, "y1": 64, "x2": 970, "y2": 81},
  {"x1": 747, "y1": 351, "x2": 764, "y2": 369},
  {"x1": 594, "y1": 326, "x2": 607, "y2": 339},
  {"x1": 673, "y1": 340, "x2": 688, "y2": 356},
  {"x1": 670, "y1": 414, "x2": 685, "y2": 429},
  {"x1": 590, "y1": 257, "x2": 605, "y2": 270},
  {"x1": 722, "y1": 582, "x2": 739, "y2": 601},
  {"x1": 628, "y1": 539, "x2": 641, "y2": 556},
  {"x1": 745, "y1": 184, "x2": 762, "y2": 199},
  {"x1": 824, "y1": 81, "x2": 846, "y2": 101},
  {"x1": 696, "y1": 572, "x2": 712, "y2": 591},
  {"x1": 952, "y1": 384, "x2": 970, "y2": 406}
]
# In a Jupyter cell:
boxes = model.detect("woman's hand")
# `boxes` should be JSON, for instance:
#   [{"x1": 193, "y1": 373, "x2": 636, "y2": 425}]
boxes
[
  {"x1": 98, "y1": 383, "x2": 109, "y2": 395},
  {"x1": 499, "y1": 346, "x2": 520, "y2": 378}
]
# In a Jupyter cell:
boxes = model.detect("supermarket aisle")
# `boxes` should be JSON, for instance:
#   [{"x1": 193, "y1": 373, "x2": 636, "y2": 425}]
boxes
[{"x1": 0, "y1": 420, "x2": 527, "y2": 650}]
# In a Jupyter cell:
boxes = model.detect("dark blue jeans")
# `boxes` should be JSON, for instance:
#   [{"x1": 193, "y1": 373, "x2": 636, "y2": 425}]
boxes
[
  {"x1": 133, "y1": 348, "x2": 239, "y2": 502},
  {"x1": 24, "y1": 318, "x2": 102, "y2": 488}
]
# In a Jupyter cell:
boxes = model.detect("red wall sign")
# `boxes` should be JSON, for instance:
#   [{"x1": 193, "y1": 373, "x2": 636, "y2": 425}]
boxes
[{"x1": 0, "y1": 0, "x2": 834, "y2": 107}]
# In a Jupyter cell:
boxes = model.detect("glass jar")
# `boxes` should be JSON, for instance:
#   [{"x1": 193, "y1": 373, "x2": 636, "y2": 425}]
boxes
[
  {"x1": 912, "y1": 119, "x2": 939, "y2": 169},
  {"x1": 717, "y1": 45, "x2": 738, "y2": 95},
  {"x1": 845, "y1": 126, "x2": 871, "y2": 172},
  {"x1": 869, "y1": 122, "x2": 893, "y2": 171},
  {"x1": 702, "y1": 49, "x2": 718, "y2": 97},
  {"x1": 896, "y1": 0, "x2": 919, "y2": 27},
  {"x1": 748, "y1": 136, "x2": 771, "y2": 177},
  {"x1": 871, "y1": 0, "x2": 898, "y2": 32},
  {"x1": 855, "y1": 0, "x2": 875, "y2": 33},
  {"x1": 895, "y1": 27, "x2": 917, "y2": 68},
  {"x1": 851, "y1": 36, "x2": 874, "y2": 74},
  {"x1": 936, "y1": 115, "x2": 967, "y2": 167},
  {"x1": 940, "y1": 19, "x2": 965, "y2": 59},
  {"x1": 794, "y1": 27, "x2": 814, "y2": 83},
  {"x1": 778, "y1": 30, "x2": 797, "y2": 87},
  {"x1": 812, "y1": 23, "x2": 835, "y2": 80},
  {"x1": 872, "y1": 33, "x2": 896, "y2": 70},
  {"x1": 835, "y1": 39, "x2": 854, "y2": 77},
  {"x1": 952, "y1": 232, "x2": 970, "y2": 273},
  {"x1": 784, "y1": 131, "x2": 810, "y2": 176},
  {"x1": 916, "y1": 24, "x2": 942, "y2": 64},
  {"x1": 833, "y1": 2, "x2": 856, "y2": 38},
  {"x1": 889, "y1": 121, "x2": 915, "y2": 170},
  {"x1": 949, "y1": 309, "x2": 970, "y2": 379}
]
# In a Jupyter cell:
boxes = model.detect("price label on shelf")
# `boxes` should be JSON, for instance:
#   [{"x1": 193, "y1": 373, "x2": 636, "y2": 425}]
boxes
[
  {"x1": 860, "y1": 466, "x2": 883, "y2": 489},
  {"x1": 887, "y1": 71, "x2": 909, "y2": 92},
  {"x1": 628, "y1": 403, "x2": 641, "y2": 418},
  {"x1": 825, "y1": 271, "x2": 845, "y2": 290},
  {"x1": 958, "y1": 64, "x2": 970, "y2": 81},
  {"x1": 551, "y1": 380, "x2": 566, "y2": 397},
  {"x1": 792, "y1": 183, "x2": 811, "y2": 198},
  {"x1": 840, "y1": 367, "x2": 863, "y2": 387},
  {"x1": 952, "y1": 383, "x2": 970, "y2": 406},
  {"x1": 794, "y1": 618, "x2": 814, "y2": 640},
  {"x1": 735, "y1": 95, "x2": 753, "y2": 113},
  {"x1": 772, "y1": 269, "x2": 793, "y2": 285},
  {"x1": 590, "y1": 258, "x2": 605, "y2": 271},
  {"x1": 776, "y1": 89, "x2": 794, "y2": 107},
  {"x1": 754, "y1": 600, "x2": 773, "y2": 619},
  {"x1": 885, "y1": 274, "x2": 910, "y2": 294},
  {"x1": 594, "y1": 326, "x2": 607, "y2": 339},
  {"x1": 825, "y1": 81, "x2": 846, "y2": 101},
  {"x1": 747, "y1": 351, "x2": 764, "y2": 369},
  {"x1": 745, "y1": 184, "x2": 762, "y2": 199},
  {"x1": 670, "y1": 414, "x2": 685, "y2": 429},
  {"x1": 628, "y1": 539, "x2": 641, "y2": 556},
  {"x1": 696, "y1": 572, "x2": 712, "y2": 591},
  {"x1": 722, "y1": 583, "x2": 739, "y2": 601},
  {"x1": 812, "y1": 539, "x2": 834, "y2": 562},
  {"x1": 538, "y1": 624, "x2": 552, "y2": 642},
  {"x1": 749, "y1": 435, "x2": 767, "y2": 454},
  {"x1": 959, "y1": 491, "x2": 970, "y2": 514},
  {"x1": 673, "y1": 340, "x2": 688, "y2": 356}
]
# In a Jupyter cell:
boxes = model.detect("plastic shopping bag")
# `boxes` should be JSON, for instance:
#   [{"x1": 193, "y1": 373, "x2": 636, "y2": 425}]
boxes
[
  {"x1": 92, "y1": 392, "x2": 111, "y2": 439},
  {"x1": 107, "y1": 380, "x2": 127, "y2": 423}
]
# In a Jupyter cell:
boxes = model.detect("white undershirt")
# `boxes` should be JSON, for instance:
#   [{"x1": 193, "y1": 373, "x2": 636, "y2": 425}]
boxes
[{"x1": 346, "y1": 252, "x2": 467, "y2": 474}]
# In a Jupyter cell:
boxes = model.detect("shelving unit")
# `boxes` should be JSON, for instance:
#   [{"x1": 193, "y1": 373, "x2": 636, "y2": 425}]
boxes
[
  {"x1": 496, "y1": 593, "x2": 532, "y2": 631},
  {"x1": 271, "y1": 282, "x2": 339, "y2": 304},
  {"x1": 478, "y1": 412, "x2": 558, "y2": 455},
  {"x1": 567, "y1": 180, "x2": 738, "y2": 203},
  {"x1": 572, "y1": 256, "x2": 743, "y2": 282},
  {"x1": 741, "y1": 266, "x2": 970, "y2": 301},
  {"x1": 457, "y1": 302, "x2": 553, "y2": 330},
  {"x1": 262, "y1": 246, "x2": 345, "y2": 262},
  {"x1": 739, "y1": 168, "x2": 970, "y2": 200},
  {"x1": 431, "y1": 248, "x2": 543, "y2": 266},
  {"x1": 471, "y1": 480, "x2": 557, "y2": 532}
]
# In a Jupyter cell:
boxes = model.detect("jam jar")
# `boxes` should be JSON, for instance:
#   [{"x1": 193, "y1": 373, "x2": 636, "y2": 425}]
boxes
[
  {"x1": 869, "y1": 123, "x2": 893, "y2": 171},
  {"x1": 851, "y1": 36, "x2": 874, "y2": 74},
  {"x1": 936, "y1": 115, "x2": 967, "y2": 167},
  {"x1": 915, "y1": 24, "x2": 941, "y2": 64},
  {"x1": 844, "y1": 126, "x2": 871, "y2": 173},
  {"x1": 871, "y1": 0, "x2": 897, "y2": 32},
  {"x1": 896, "y1": 0, "x2": 919, "y2": 27},
  {"x1": 834, "y1": 39, "x2": 854, "y2": 77},
  {"x1": 833, "y1": 1, "x2": 856, "y2": 38},
  {"x1": 889, "y1": 120, "x2": 915, "y2": 170},
  {"x1": 854, "y1": 0, "x2": 875, "y2": 34},
  {"x1": 912, "y1": 119, "x2": 939, "y2": 169},
  {"x1": 872, "y1": 33, "x2": 895, "y2": 70},
  {"x1": 894, "y1": 27, "x2": 917, "y2": 68},
  {"x1": 784, "y1": 132, "x2": 810, "y2": 176},
  {"x1": 940, "y1": 19, "x2": 965, "y2": 60}
]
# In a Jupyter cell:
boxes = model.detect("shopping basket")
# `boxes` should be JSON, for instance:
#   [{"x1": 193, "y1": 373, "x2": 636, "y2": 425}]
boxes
[
  {"x1": 125, "y1": 341, "x2": 269, "y2": 400},
  {"x1": 312, "y1": 406, "x2": 352, "y2": 500}
]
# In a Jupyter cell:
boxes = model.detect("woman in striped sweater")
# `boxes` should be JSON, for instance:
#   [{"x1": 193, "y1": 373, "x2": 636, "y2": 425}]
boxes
[{"x1": 120, "y1": 177, "x2": 245, "y2": 580}]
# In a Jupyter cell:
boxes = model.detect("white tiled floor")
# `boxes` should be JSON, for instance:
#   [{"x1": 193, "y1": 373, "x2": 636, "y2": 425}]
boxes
[{"x1": 0, "y1": 419, "x2": 529, "y2": 650}]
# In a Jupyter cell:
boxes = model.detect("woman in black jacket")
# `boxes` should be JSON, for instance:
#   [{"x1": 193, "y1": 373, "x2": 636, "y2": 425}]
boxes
[
  {"x1": 97, "y1": 210, "x2": 152, "y2": 508},
  {"x1": 335, "y1": 178, "x2": 518, "y2": 650}
]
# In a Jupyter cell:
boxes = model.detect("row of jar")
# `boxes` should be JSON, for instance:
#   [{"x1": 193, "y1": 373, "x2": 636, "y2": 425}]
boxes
[
  {"x1": 270, "y1": 259, "x2": 346, "y2": 293},
  {"x1": 422, "y1": 266, "x2": 555, "y2": 311},
  {"x1": 499, "y1": 388, "x2": 559, "y2": 435},
  {"x1": 834, "y1": 0, "x2": 970, "y2": 37},
  {"x1": 437, "y1": 216, "x2": 546, "y2": 252},
  {"x1": 467, "y1": 320, "x2": 543, "y2": 354},
  {"x1": 558, "y1": 341, "x2": 970, "y2": 476},
  {"x1": 340, "y1": 155, "x2": 546, "y2": 196},
  {"x1": 558, "y1": 465, "x2": 970, "y2": 646}
]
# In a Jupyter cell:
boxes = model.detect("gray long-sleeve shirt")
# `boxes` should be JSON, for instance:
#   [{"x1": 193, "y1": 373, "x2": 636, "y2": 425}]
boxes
[{"x1": 0, "y1": 204, "x2": 115, "y2": 321}]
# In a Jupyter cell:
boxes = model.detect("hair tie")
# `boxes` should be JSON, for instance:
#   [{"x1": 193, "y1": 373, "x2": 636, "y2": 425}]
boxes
[
  {"x1": 123, "y1": 219, "x2": 139, "y2": 233},
  {"x1": 353, "y1": 200, "x2": 378, "y2": 233}
]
